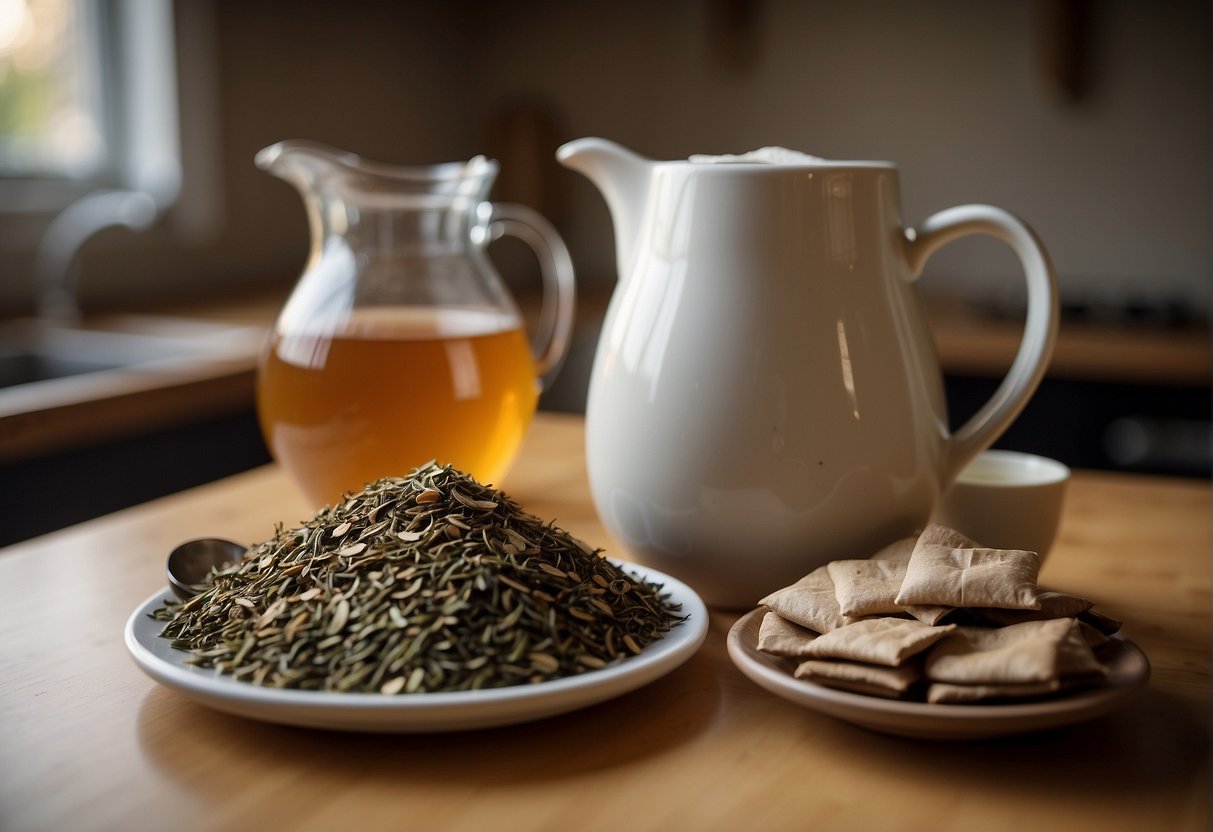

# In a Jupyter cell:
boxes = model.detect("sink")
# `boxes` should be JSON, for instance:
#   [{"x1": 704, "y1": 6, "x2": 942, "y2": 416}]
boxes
[
  {"x1": 0, "y1": 351, "x2": 127, "y2": 389},
  {"x1": 0, "y1": 315, "x2": 268, "y2": 462},
  {"x1": 0, "y1": 317, "x2": 264, "y2": 390}
]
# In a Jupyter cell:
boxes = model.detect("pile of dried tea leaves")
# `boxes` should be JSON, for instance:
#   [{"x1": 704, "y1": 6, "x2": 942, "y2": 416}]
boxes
[{"x1": 154, "y1": 463, "x2": 685, "y2": 694}]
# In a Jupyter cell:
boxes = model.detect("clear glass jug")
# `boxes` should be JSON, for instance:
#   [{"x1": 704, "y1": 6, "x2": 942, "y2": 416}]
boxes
[{"x1": 255, "y1": 140, "x2": 575, "y2": 506}]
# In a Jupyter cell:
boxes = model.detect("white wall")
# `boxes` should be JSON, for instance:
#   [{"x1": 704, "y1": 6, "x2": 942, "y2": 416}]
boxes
[
  {"x1": 471, "y1": 0, "x2": 1210, "y2": 312},
  {"x1": 1, "y1": 0, "x2": 1206, "y2": 317}
]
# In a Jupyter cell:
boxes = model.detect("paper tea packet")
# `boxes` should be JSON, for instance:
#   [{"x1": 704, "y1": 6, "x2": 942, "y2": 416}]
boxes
[{"x1": 753, "y1": 524, "x2": 1121, "y2": 705}]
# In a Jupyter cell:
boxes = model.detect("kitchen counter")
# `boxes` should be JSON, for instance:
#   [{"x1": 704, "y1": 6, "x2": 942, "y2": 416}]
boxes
[
  {"x1": 925, "y1": 299, "x2": 1210, "y2": 387},
  {"x1": 2, "y1": 287, "x2": 1207, "y2": 467},
  {"x1": 0, "y1": 313, "x2": 269, "y2": 464},
  {"x1": 1, "y1": 413, "x2": 1208, "y2": 831},
  {"x1": 4, "y1": 287, "x2": 1208, "y2": 460}
]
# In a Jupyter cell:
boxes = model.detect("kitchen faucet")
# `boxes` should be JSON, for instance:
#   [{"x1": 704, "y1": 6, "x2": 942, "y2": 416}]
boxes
[{"x1": 34, "y1": 189, "x2": 159, "y2": 322}]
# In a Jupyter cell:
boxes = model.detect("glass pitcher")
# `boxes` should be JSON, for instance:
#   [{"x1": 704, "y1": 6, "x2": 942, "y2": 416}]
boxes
[{"x1": 254, "y1": 140, "x2": 575, "y2": 507}]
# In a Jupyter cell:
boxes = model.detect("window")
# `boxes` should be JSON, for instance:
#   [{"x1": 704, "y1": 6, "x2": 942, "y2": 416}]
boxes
[
  {"x1": 0, "y1": 0, "x2": 106, "y2": 180},
  {"x1": 0, "y1": 0, "x2": 187, "y2": 316},
  {"x1": 0, "y1": 0, "x2": 181, "y2": 208}
]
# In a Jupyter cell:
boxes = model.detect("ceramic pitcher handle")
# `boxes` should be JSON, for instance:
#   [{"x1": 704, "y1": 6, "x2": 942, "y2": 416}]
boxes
[
  {"x1": 903, "y1": 205, "x2": 1059, "y2": 485},
  {"x1": 488, "y1": 204, "x2": 577, "y2": 389}
]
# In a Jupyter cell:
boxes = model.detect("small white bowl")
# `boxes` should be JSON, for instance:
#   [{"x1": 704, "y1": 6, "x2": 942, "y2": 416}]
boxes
[{"x1": 933, "y1": 450, "x2": 1071, "y2": 561}]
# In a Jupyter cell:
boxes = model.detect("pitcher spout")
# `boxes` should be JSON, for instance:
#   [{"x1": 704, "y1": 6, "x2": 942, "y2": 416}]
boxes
[
  {"x1": 557, "y1": 137, "x2": 652, "y2": 281},
  {"x1": 256, "y1": 139, "x2": 497, "y2": 199},
  {"x1": 254, "y1": 140, "x2": 360, "y2": 191}
]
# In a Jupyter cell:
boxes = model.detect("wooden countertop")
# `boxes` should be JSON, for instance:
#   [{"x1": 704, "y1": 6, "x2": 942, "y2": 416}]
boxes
[
  {"x1": 0, "y1": 313, "x2": 269, "y2": 463},
  {"x1": 1, "y1": 413, "x2": 1208, "y2": 831},
  {"x1": 925, "y1": 300, "x2": 1211, "y2": 386}
]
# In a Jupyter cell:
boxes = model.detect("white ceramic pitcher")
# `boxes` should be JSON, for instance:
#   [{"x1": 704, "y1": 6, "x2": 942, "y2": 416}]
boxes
[{"x1": 558, "y1": 138, "x2": 1058, "y2": 608}]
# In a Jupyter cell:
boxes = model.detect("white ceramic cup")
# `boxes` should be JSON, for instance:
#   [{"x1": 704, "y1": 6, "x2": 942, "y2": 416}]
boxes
[{"x1": 932, "y1": 450, "x2": 1071, "y2": 561}]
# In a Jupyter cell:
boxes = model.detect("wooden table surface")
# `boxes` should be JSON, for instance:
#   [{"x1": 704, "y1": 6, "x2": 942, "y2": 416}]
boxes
[{"x1": 1, "y1": 413, "x2": 1208, "y2": 832}]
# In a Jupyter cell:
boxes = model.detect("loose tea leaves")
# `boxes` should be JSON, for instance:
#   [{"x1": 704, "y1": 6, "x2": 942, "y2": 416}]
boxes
[{"x1": 154, "y1": 463, "x2": 685, "y2": 694}]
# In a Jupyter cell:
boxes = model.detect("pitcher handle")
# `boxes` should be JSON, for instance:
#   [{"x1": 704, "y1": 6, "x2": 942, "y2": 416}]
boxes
[
  {"x1": 903, "y1": 204, "x2": 1059, "y2": 485},
  {"x1": 488, "y1": 203, "x2": 577, "y2": 389}
]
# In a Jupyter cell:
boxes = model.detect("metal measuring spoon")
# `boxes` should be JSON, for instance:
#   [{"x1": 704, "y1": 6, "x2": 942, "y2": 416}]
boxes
[{"x1": 166, "y1": 538, "x2": 246, "y2": 600}]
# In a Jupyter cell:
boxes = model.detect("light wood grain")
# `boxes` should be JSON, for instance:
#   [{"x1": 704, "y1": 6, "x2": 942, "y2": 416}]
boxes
[{"x1": 0, "y1": 413, "x2": 1208, "y2": 832}]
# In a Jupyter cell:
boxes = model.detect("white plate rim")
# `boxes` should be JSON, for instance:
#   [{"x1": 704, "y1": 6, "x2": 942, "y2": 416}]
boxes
[
  {"x1": 726, "y1": 607, "x2": 1150, "y2": 739},
  {"x1": 125, "y1": 559, "x2": 708, "y2": 732}
]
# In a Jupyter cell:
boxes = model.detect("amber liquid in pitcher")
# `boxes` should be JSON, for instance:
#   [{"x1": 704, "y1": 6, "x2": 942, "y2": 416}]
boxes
[{"x1": 257, "y1": 306, "x2": 538, "y2": 506}]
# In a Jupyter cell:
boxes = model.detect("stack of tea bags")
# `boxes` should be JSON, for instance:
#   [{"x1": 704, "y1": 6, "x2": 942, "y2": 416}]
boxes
[{"x1": 756, "y1": 524, "x2": 1121, "y2": 703}]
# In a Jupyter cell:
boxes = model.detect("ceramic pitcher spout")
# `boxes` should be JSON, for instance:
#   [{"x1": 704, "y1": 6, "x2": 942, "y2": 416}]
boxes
[{"x1": 557, "y1": 137, "x2": 652, "y2": 281}]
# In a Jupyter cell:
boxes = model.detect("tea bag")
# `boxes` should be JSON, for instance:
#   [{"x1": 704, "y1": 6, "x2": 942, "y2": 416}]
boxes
[
  {"x1": 1056, "y1": 620, "x2": 1111, "y2": 678},
  {"x1": 1079, "y1": 607, "x2": 1123, "y2": 636},
  {"x1": 895, "y1": 544, "x2": 1041, "y2": 610},
  {"x1": 924, "y1": 619, "x2": 1104, "y2": 685},
  {"x1": 756, "y1": 611, "x2": 819, "y2": 657},
  {"x1": 755, "y1": 523, "x2": 1121, "y2": 706},
  {"x1": 928, "y1": 620, "x2": 1108, "y2": 702},
  {"x1": 870, "y1": 536, "x2": 917, "y2": 562},
  {"x1": 859, "y1": 535, "x2": 956, "y2": 624},
  {"x1": 849, "y1": 538, "x2": 950, "y2": 620},
  {"x1": 952, "y1": 590, "x2": 1093, "y2": 627},
  {"x1": 827, "y1": 558, "x2": 909, "y2": 617},
  {"x1": 759, "y1": 565, "x2": 857, "y2": 633},
  {"x1": 926, "y1": 676, "x2": 1097, "y2": 704},
  {"x1": 803, "y1": 617, "x2": 957, "y2": 667},
  {"x1": 917, "y1": 522, "x2": 982, "y2": 550},
  {"x1": 795, "y1": 659, "x2": 920, "y2": 699},
  {"x1": 895, "y1": 524, "x2": 983, "y2": 624},
  {"x1": 904, "y1": 605, "x2": 958, "y2": 626},
  {"x1": 1076, "y1": 622, "x2": 1111, "y2": 648}
]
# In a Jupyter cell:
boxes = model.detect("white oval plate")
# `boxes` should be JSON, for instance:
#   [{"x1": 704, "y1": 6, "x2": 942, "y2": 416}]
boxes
[
  {"x1": 126, "y1": 561, "x2": 707, "y2": 732},
  {"x1": 727, "y1": 608, "x2": 1149, "y2": 740}
]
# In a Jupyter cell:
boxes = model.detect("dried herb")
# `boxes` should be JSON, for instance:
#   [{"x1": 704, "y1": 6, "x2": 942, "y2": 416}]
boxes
[{"x1": 153, "y1": 463, "x2": 685, "y2": 693}]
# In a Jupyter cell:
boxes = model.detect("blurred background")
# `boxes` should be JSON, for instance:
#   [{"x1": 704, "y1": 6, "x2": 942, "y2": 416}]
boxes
[{"x1": 0, "y1": 0, "x2": 1208, "y2": 543}]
